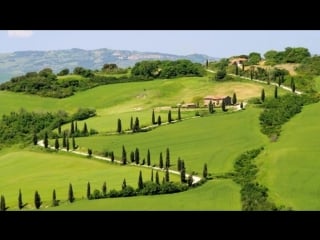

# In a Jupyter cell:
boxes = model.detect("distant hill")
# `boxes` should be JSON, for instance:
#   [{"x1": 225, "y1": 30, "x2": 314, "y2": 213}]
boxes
[{"x1": 0, "y1": 48, "x2": 217, "y2": 83}]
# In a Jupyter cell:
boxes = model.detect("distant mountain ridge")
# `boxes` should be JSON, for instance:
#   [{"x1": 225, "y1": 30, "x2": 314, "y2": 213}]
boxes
[{"x1": 0, "y1": 48, "x2": 217, "y2": 82}]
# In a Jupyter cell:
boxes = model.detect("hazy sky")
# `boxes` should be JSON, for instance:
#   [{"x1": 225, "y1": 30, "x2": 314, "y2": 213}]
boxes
[{"x1": 1, "y1": 30, "x2": 320, "y2": 58}]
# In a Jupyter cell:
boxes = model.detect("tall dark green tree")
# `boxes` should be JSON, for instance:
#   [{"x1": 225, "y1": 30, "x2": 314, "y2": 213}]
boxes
[
  {"x1": 72, "y1": 136, "x2": 76, "y2": 150},
  {"x1": 177, "y1": 157, "x2": 182, "y2": 171},
  {"x1": 66, "y1": 137, "x2": 70, "y2": 151},
  {"x1": 240, "y1": 102, "x2": 244, "y2": 109},
  {"x1": 151, "y1": 169, "x2": 154, "y2": 182},
  {"x1": 52, "y1": 189, "x2": 59, "y2": 207},
  {"x1": 18, "y1": 189, "x2": 23, "y2": 210},
  {"x1": 232, "y1": 92, "x2": 237, "y2": 105},
  {"x1": 135, "y1": 147, "x2": 140, "y2": 165},
  {"x1": 274, "y1": 86, "x2": 278, "y2": 99},
  {"x1": 130, "y1": 151, "x2": 135, "y2": 163},
  {"x1": 62, "y1": 131, "x2": 66, "y2": 148},
  {"x1": 138, "y1": 170, "x2": 144, "y2": 190},
  {"x1": 159, "y1": 152, "x2": 163, "y2": 168},
  {"x1": 157, "y1": 115, "x2": 161, "y2": 126},
  {"x1": 180, "y1": 167, "x2": 186, "y2": 183},
  {"x1": 44, "y1": 132, "x2": 49, "y2": 148},
  {"x1": 33, "y1": 132, "x2": 38, "y2": 145},
  {"x1": 181, "y1": 160, "x2": 185, "y2": 171},
  {"x1": 55, "y1": 137, "x2": 59, "y2": 150},
  {"x1": 122, "y1": 145, "x2": 127, "y2": 165},
  {"x1": 168, "y1": 110, "x2": 172, "y2": 123},
  {"x1": 130, "y1": 116, "x2": 133, "y2": 130},
  {"x1": 75, "y1": 121, "x2": 78, "y2": 133},
  {"x1": 208, "y1": 100, "x2": 214, "y2": 113},
  {"x1": 187, "y1": 174, "x2": 193, "y2": 187},
  {"x1": 206, "y1": 59, "x2": 209, "y2": 69},
  {"x1": 0, "y1": 195, "x2": 6, "y2": 211},
  {"x1": 122, "y1": 178, "x2": 127, "y2": 190},
  {"x1": 278, "y1": 76, "x2": 281, "y2": 87},
  {"x1": 83, "y1": 122, "x2": 88, "y2": 135},
  {"x1": 133, "y1": 117, "x2": 140, "y2": 132},
  {"x1": 291, "y1": 78, "x2": 296, "y2": 92},
  {"x1": 178, "y1": 106, "x2": 181, "y2": 120},
  {"x1": 165, "y1": 148, "x2": 170, "y2": 168},
  {"x1": 152, "y1": 109, "x2": 156, "y2": 124},
  {"x1": 235, "y1": 64, "x2": 239, "y2": 75},
  {"x1": 147, "y1": 149, "x2": 151, "y2": 166},
  {"x1": 102, "y1": 181, "x2": 107, "y2": 196},
  {"x1": 58, "y1": 123, "x2": 61, "y2": 135},
  {"x1": 203, "y1": 163, "x2": 208, "y2": 178},
  {"x1": 155, "y1": 171, "x2": 160, "y2": 185},
  {"x1": 110, "y1": 151, "x2": 114, "y2": 163},
  {"x1": 70, "y1": 120, "x2": 75, "y2": 135},
  {"x1": 261, "y1": 89, "x2": 265, "y2": 102},
  {"x1": 221, "y1": 100, "x2": 227, "y2": 112},
  {"x1": 87, "y1": 182, "x2": 91, "y2": 199},
  {"x1": 165, "y1": 168, "x2": 170, "y2": 182},
  {"x1": 117, "y1": 118, "x2": 122, "y2": 133},
  {"x1": 34, "y1": 190, "x2": 42, "y2": 209},
  {"x1": 68, "y1": 183, "x2": 75, "y2": 203}
]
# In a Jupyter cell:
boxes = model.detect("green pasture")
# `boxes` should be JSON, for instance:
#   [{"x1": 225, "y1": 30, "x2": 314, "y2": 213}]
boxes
[
  {"x1": 0, "y1": 149, "x2": 179, "y2": 210},
  {"x1": 49, "y1": 179, "x2": 241, "y2": 210},
  {"x1": 256, "y1": 102, "x2": 320, "y2": 210}
]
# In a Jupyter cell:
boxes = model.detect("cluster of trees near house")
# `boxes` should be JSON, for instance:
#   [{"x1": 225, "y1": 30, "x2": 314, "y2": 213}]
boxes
[
  {"x1": 0, "y1": 60, "x2": 204, "y2": 98},
  {"x1": 209, "y1": 47, "x2": 320, "y2": 93}
]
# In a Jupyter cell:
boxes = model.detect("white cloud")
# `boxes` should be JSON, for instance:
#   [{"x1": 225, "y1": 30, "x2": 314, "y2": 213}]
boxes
[{"x1": 7, "y1": 30, "x2": 33, "y2": 38}]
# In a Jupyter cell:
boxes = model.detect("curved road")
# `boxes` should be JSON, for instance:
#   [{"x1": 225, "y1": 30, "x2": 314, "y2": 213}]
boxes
[{"x1": 37, "y1": 140, "x2": 202, "y2": 185}]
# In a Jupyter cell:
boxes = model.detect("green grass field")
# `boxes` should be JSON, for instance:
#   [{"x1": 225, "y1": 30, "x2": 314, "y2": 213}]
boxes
[
  {"x1": 256, "y1": 101, "x2": 320, "y2": 210},
  {"x1": 49, "y1": 179, "x2": 241, "y2": 210},
  {"x1": 71, "y1": 107, "x2": 268, "y2": 175},
  {"x1": 0, "y1": 148, "x2": 179, "y2": 210}
]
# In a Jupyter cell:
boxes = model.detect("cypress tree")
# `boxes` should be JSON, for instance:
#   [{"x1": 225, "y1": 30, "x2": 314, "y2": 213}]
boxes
[
  {"x1": 147, "y1": 149, "x2": 151, "y2": 166},
  {"x1": 70, "y1": 120, "x2": 75, "y2": 135},
  {"x1": 122, "y1": 145, "x2": 127, "y2": 165},
  {"x1": 177, "y1": 157, "x2": 182, "y2": 171},
  {"x1": 292, "y1": 79, "x2": 296, "y2": 92},
  {"x1": 134, "y1": 117, "x2": 140, "y2": 132},
  {"x1": 44, "y1": 132, "x2": 49, "y2": 148},
  {"x1": 157, "y1": 115, "x2": 161, "y2": 126},
  {"x1": 130, "y1": 151, "x2": 135, "y2": 163},
  {"x1": 240, "y1": 102, "x2": 244, "y2": 109},
  {"x1": 130, "y1": 116, "x2": 133, "y2": 130},
  {"x1": 165, "y1": 168, "x2": 170, "y2": 182},
  {"x1": 83, "y1": 122, "x2": 88, "y2": 135},
  {"x1": 138, "y1": 170, "x2": 144, "y2": 190},
  {"x1": 117, "y1": 118, "x2": 122, "y2": 133},
  {"x1": 152, "y1": 109, "x2": 155, "y2": 124},
  {"x1": 87, "y1": 182, "x2": 91, "y2": 199},
  {"x1": 75, "y1": 121, "x2": 78, "y2": 133},
  {"x1": 58, "y1": 123, "x2": 61, "y2": 135},
  {"x1": 135, "y1": 147, "x2": 140, "y2": 165},
  {"x1": 165, "y1": 148, "x2": 170, "y2": 168},
  {"x1": 208, "y1": 100, "x2": 214, "y2": 113},
  {"x1": 278, "y1": 76, "x2": 281, "y2": 87},
  {"x1": 68, "y1": 183, "x2": 75, "y2": 203},
  {"x1": 221, "y1": 100, "x2": 227, "y2": 112},
  {"x1": 18, "y1": 189, "x2": 23, "y2": 210},
  {"x1": 206, "y1": 59, "x2": 209, "y2": 69},
  {"x1": 168, "y1": 110, "x2": 172, "y2": 123},
  {"x1": 55, "y1": 137, "x2": 59, "y2": 150},
  {"x1": 181, "y1": 167, "x2": 186, "y2": 183},
  {"x1": 159, "y1": 152, "x2": 163, "y2": 168},
  {"x1": 52, "y1": 189, "x2": 58, "y2": 207},
  {"x1": 72, "y1": 136, "x2": 76, "y2": 150},
  {"x1": 274, "y1": 86, "x2": 278, "y2": 99},
  {"x1": 34, "y1": 190, "x2": 41, "y2": 209},
  {"x1": 261, "y1": 89, "x2": 265, "y2": 102},
  {"x1": 187, "y1": 174, "x2": 193, "y2": 186},
  {"x1": 122, "y1": 178, "x2": 127, "y2": 190},
  {"x1": 181, "y1": 160, "x2": 185, "y2": 171},
  {"x1": 203, "y1": 163, "x2": 208, "y2": 178},
  {"x1": 88, "y1": 148, "x2": 92, "y2": 157},
  {"x1": 232, "y1": 92, "x2": 237, "y2": 105},
  {"x1": 0, "y1": 195, "x2": 6, "y2": 211},
  {"x1": 235, "y1": 64, "x2": 238, "y2": 75},
  {"x1": 33, "y1": 132, "x2": 38, "y2": 145},
  {"x1": 62, "y1": 131, "x2": 66, "y2": 148},
  {"x1": 102, "y1": 181, "x2": 107, "y2": 196},
  {"x1": 178, "y1": 106, "x2": 181, "y2": 120},
  {"x1": 155, "y1": 171, "x2": 160, "y2": 185},
  {"x1": 151, "y1": 169, "x2": 154, "y2": 182},
  {"x1": 66, "y1": 137, "x2": 70, "y2": 151},
  {"x1": 110, "y1": 151, "x2": 114, "y2": 163}
]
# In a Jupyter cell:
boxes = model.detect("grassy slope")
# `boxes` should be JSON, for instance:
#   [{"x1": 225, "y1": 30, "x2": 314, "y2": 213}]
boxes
[
  {"x1": 50, "y1": 179, "x2": 241, "y2": 210},
  {"x1": 0, "y1": 149, "x2": 179, "y2": 210},
  {"x1": 256, "y1": 102, "x2": 320, "y2": 210},
  {"x1": 74, "y1": 107, "x2": 268, "y2": 175}
]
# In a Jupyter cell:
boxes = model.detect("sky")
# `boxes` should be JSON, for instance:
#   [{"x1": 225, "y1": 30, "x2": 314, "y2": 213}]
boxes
[{"x1": 1, "y1": 30, "x2": 320, "y2": 58}]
